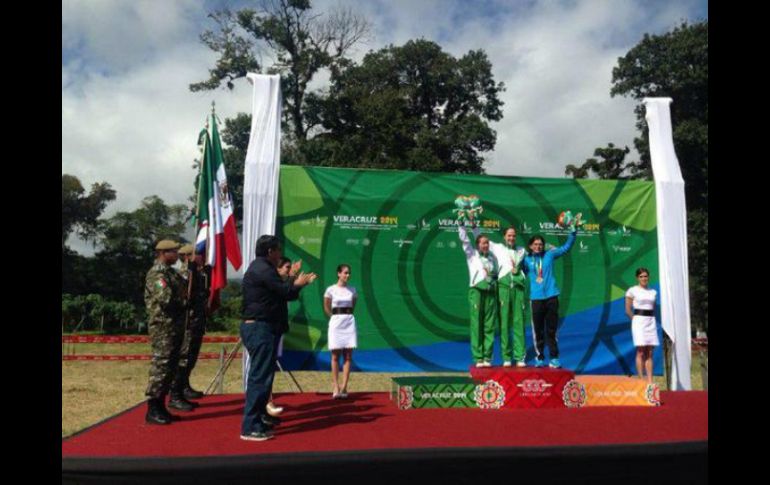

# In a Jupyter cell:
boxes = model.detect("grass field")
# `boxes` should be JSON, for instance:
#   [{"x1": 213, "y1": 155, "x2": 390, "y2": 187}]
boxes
[{"x1": 62, "y1": 334, "x2": 707, "y2": 437}]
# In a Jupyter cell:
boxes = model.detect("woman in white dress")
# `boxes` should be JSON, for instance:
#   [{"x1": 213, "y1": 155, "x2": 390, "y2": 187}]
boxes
[
  {"x1": 323, "y1": 264, "x2": 357, "y2": 399},
  {"x1": 625, "y1": 267, "x2": 659, "y2": 384}
]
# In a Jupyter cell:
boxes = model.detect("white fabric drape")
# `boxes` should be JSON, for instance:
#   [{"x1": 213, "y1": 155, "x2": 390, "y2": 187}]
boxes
[
  {"x1": 644, "y1": 97, "x2": 692, "y2": 390},
  {"x1": 241, "y1": 74, "x2": 282, "y2": 391}
]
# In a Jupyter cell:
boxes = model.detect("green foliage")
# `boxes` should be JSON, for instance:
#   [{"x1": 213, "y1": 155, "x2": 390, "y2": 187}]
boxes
[
  {"x1": 191, "y1": 1, "x2": 370, "y2": 141},
  {"x1": 62, "y1": 174, "x2": 116, "y2": 250},
  {"x1": 62, "y1": 294, "x2": 141, "y2": 334},
  {"x1": 565, "y1": 21, "x2": 708, "y2": 331},
  {"x1": 302, "y1": 40, "x2": 505, "y2": 173},
  {"x1": 207, "y1": 281, "x2": 243, "y2": 333},
  {"x1": 565, "y1": 143, "x2": 631, "y2": 179}
]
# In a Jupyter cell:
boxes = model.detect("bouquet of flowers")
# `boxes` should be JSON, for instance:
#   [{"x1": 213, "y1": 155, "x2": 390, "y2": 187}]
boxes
[
  {"x1": 557, "y1": 210, "x2": 584, "y2": 231},
  {"x1": 453, "y1": 195, "x2": 484, "y2": 223}
]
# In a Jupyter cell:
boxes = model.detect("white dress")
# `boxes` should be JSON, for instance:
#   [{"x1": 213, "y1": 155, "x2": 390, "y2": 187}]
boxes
[
  {"x1": 626, "y1": 285, "x2": 659, "y2": 347},
  {"x1": 325, "y1": 285, "x2": 358, "y2": 350}
]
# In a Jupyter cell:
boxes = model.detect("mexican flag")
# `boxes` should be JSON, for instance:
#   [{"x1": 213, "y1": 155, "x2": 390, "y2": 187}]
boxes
[{"x1": 195, "y1": 114, "x2": 242, "y2": 306}]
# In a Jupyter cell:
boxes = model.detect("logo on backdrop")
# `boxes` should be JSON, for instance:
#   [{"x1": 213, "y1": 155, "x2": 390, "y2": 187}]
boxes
[
  {"x1": 607, "y1": 225, "x2": 632, "y2": 237},
  {"x1": 333, "y1": 215, "x2": 398, "y2": 230}
]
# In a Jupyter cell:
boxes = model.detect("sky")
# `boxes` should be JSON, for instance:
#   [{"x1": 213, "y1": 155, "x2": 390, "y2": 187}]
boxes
[{"x1": 62, "y1": 0, "x2": 708, "y2": 255}]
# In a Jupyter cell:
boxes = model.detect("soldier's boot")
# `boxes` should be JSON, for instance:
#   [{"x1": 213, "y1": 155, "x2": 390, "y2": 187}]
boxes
[
  {"x1": 183, "y1": 374, "x2": 204, "y2": 400},
  {"x1": 145, "y1": 398, "x2": 171, "y2": 425},
  {"x1": 168, "y1": 383, "x2": 198, "y2": 411}
]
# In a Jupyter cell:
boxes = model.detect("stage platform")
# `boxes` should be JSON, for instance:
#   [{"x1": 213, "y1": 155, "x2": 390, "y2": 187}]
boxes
[{"x1": 62, "y1": 390, "x2": 707, "y2": 484}]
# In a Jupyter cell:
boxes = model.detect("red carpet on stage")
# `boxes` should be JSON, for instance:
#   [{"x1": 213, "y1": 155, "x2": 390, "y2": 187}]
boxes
[{"x1": 62, "y1": 391, "x2": 707, "y2": 458}]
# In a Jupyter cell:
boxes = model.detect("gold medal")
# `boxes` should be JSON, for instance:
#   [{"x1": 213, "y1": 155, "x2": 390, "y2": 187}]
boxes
[{"x1": 536, "y1": 277, "x2": 543, "y2": 283}]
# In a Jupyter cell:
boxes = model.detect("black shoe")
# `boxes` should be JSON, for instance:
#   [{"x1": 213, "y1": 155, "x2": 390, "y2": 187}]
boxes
[
  {"x1": 168, "y1": 396, "x2": 196, "y2": 412},
  {"x1": 261, "y1": 414, "x2": 281, "y2": 427},
  {"x1": 183, "y1": 386, "x2": 204, "y2": 400},
  {"x1": 145, "y1": 399, "x2": 171, "y2": 425},
  {"x1": 172, "y1": 393, "x2": 200, "y2": 408}
]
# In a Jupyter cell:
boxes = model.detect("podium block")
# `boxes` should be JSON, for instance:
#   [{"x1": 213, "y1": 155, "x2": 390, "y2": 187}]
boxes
[
  {"x1": 469, "y1": 366, "x2": 578, "y2": 409},
  {"x1": 391, "y1": 376, "x2": 478, "y2": 410},
  {"x1": 575, "y1": 376, "x2": 661, "y2": 407}
]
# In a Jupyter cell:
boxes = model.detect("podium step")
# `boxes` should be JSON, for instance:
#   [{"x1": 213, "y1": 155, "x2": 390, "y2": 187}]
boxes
[
  {"x1": 470, "y1": 366, "x2": 577, "y2": 409},
  {"x1": 576, "y1": 375, "x2": 661, "y2": 407},
  {"x1": 391, "y1": 371, "x2": 662, "y2": 410}
]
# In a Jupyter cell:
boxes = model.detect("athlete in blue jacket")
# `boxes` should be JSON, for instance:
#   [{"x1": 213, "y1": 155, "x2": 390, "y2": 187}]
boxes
[{"x1": 520, "y1": 228, "x2": 576, "y2": 368}]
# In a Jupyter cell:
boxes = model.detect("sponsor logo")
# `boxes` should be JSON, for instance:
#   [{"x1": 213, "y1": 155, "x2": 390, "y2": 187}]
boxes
[
  {"x1": 562, "y1": 380, "x2": 586, "y2": 408},
  {"x1": 299, "y1": 215, "x2": 327, "y2": 227},
  {"x1": 579, "y1": 240, "x2": 589, "y2": 253},
  {"x1": 362, "y1": 238, "x2": 371, "y2": 246},
  {"x1": 394, "y1": 239, "x2": 413, "y2": 247},
  {"x1": 346, "y1": 239, "x2": 360, "y2": 246},
  {"x1": 517, "y1": 379, "x2": 554, "y2": 394},
  {"x1": 436, "y1": 242, "x2": 445, "y2": 249},
  {"x1": 448, "y1": 241, "x2": 457, "y2": 249},
  {"x1": 474, "y1": 380, "x2": 506, "y2": 409},
  {"x1": 608, "y1": 225, "x2": 632, "y2": 237},
  {"x1": 332, "y1": 215, "x2": 398, "y2": 230},
  {"x1": 613, "y1": 245, "x2": 632, "y2": 253},
  {"x1": 398, "y1": 386, "x2": 414, "y2": 410},
  {"x1": 298, "y1": 236, "x2": 322, "y2": 245},
  {"x1": 417, "y1": 392, "x2": 469, "y2": 399},
  {"x1": 536, "y1": 221, "x2": 600, "y2": 236}
]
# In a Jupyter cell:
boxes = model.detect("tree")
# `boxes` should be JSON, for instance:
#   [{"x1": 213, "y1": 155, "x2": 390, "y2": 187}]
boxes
[
  {"x1": 92, "y1": 196, "x2": 189, "y2": 306},
  {"x1": 62, "y1": 174, "x2": 116, "y2": 251},
  {"x1": 565, "y1": 21, "x2": 708, "y2": 331},
  {"x1": 303, "y1": 39, "x2": 505, "y2": 173},
  {"x1": 191, "y1": 0, "x2": 371, "y2": 142},
  {"x1": 565, "y1": 143, "x2": 631, "y2": 179},
  {"x1": 566, "y1": 21, "x2": 708, "y2": 208}
]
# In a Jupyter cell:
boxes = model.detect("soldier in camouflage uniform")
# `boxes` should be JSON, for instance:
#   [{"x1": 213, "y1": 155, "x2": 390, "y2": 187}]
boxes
[
  {"x1": 171, "y1": 244, "x2": 210, "y2": 403},
  {"x1": 144, "y1": 239, "x2": 189, "y2": 424}
]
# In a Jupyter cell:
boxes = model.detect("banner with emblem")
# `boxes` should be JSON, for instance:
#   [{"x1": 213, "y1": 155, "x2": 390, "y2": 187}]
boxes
[{"x1": 276, "y1": 165, "x2": 661, "y2": 375}]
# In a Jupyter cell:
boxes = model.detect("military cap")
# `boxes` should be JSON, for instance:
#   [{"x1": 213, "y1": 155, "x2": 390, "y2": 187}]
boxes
[
  {"x1": 178, "y1": 244, "x2": 194, "y2": 255},
  {"x1": 155, "y1": 240, "x2": 180, "y2": 250}
]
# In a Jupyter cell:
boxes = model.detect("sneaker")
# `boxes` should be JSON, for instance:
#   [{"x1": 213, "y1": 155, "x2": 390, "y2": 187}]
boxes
[
  {"x1": 482, "y1": 361, "x2": 492, "y2": 367},
  {"x1": 266, "y1": 402, "x2": 284, "y2": 417},
  {"x1": 339, "y1": 391, "x2": 349, "y2": 399},
  {"x1": 516, "y1": 361, "x2": 527, "y2": 368},
  {"x1": 534, "y1": 359, "x2": 545, "y2": 368},
  {"x1": 503, "y1": 361, "x2": 512, "y2": 367},
  {"x1": 475, "y1": 362, "x2": 484, "y2": 368},
  {"x1": 549, "y1": 359, "x2": 561, "y2": 368},
  {"x1": 240, "y1": 431, "x2": 274, "y2": 441}
]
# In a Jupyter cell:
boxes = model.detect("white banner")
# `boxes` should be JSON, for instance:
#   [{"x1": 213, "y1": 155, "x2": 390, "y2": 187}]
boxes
[
  {"x1": 241, "y1": 73, "x2": 282, "y2": 391},
  {"x1": 644, "y1": 97, "x2": 692, "y2": 390}
]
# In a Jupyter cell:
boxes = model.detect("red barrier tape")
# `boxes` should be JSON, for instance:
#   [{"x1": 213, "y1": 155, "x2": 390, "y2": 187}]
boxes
[
  {"x1": 62, "y1": 352, "x2": 243, "y2": 361},
  {"x1": 62, "y1": 335, "x2": 240, "y2": 344}
]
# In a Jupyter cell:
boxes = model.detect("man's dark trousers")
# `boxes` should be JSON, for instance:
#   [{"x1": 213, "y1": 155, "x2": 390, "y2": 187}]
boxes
[{"x1": 241, "y1": 320, "x2": 278, "y2": 435}]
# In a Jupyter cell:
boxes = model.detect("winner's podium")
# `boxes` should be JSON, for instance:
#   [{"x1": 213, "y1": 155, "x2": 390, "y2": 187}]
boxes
[
  {"x1": 391, "y1": 367, "x2": 661, "y2": 410},
  {"x1": 470, "y1": 366, "x2": 579, "y2": 409}
]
